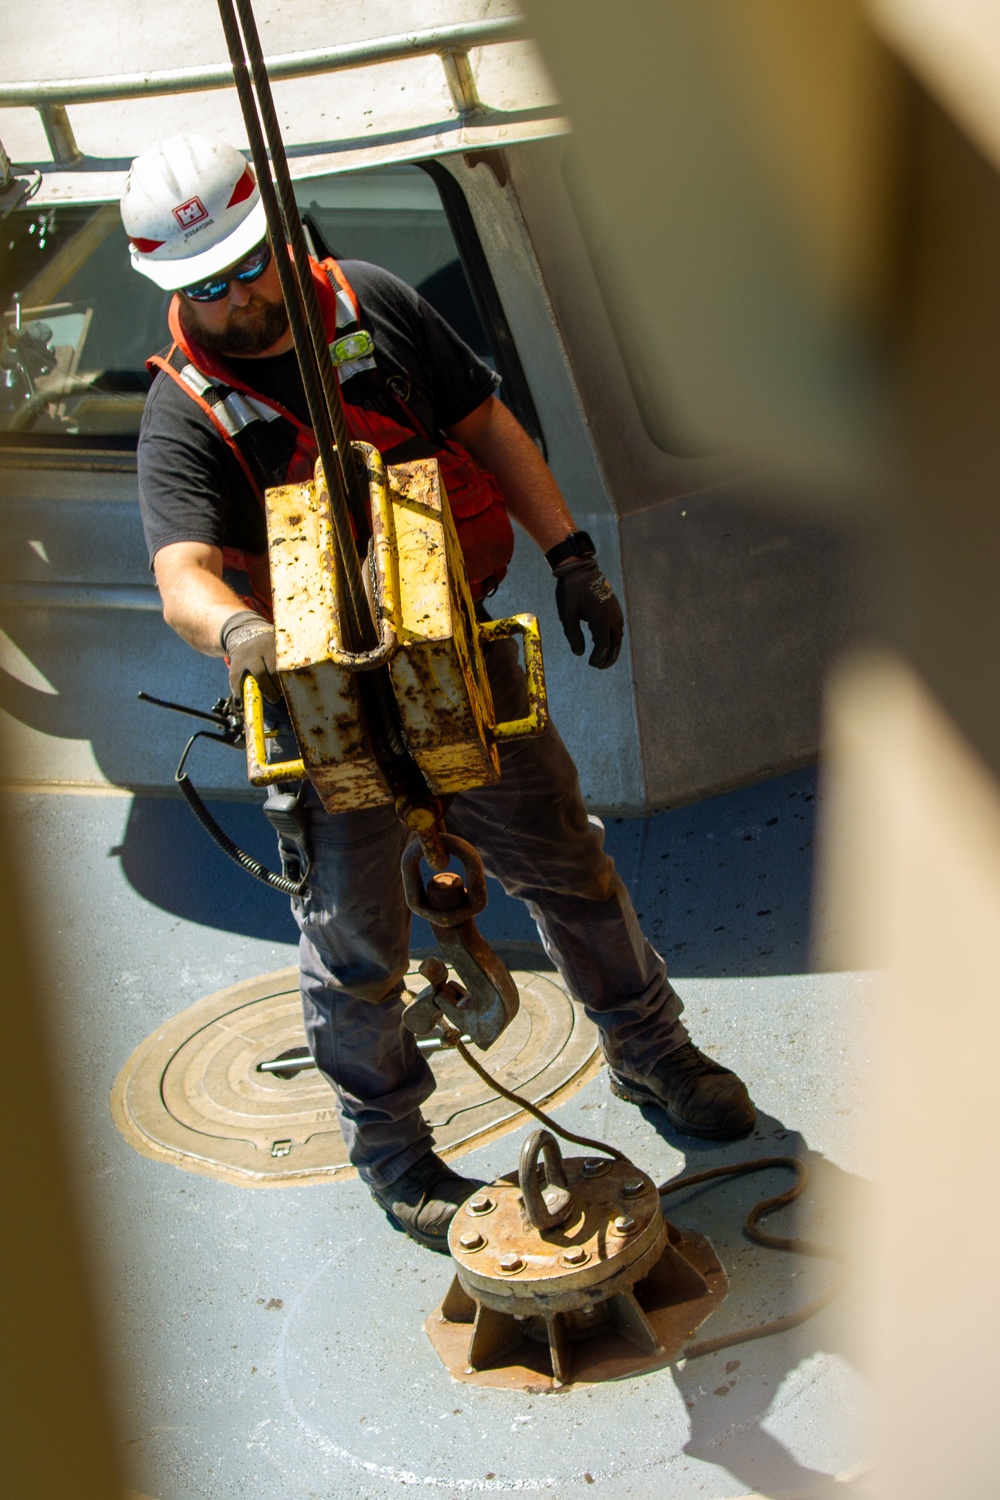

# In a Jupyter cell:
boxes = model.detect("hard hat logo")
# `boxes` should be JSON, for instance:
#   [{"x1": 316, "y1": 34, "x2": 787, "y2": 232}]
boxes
[{"x1": 173, "y1": 197, "x2": 210, "y2": 231}]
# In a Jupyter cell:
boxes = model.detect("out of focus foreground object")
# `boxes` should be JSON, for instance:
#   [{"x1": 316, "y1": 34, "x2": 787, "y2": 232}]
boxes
[
  {"x1": 0, "y1": 776, "x2": 124, "y2": 1495},
  {"x1": 522, "y1": 0, "x2": 903, "y2": 468},
  {"x1": 523, "y1": 0, "x2": 1000, "y2": 1495}
]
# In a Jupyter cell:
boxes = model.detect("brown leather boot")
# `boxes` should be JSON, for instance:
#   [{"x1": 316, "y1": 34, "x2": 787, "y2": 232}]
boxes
[
  {"x1": 370, "y1": 1150, "x2": 486, "y2": 1252},
  {"x1": 608, "y1": 1043, "x2": 756, "y2": 1140}
]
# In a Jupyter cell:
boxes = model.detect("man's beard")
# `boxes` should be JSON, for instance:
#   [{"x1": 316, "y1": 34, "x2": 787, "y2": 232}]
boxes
[{"x1": 178, "y1": 292, "x2": 289, "y2": 357}]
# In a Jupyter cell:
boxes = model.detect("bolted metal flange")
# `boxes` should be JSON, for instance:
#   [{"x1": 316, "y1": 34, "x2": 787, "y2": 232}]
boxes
[{"x1": 427, "y1": 1131, "x2": 728, "y2": 1389}]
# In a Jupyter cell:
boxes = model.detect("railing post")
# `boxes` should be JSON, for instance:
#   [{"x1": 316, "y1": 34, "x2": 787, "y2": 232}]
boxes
[
  {"x1": 440, "y1": 49, "x2": 483, "y2": 117},
  {"x1": 0, "y1": 135, "x2": 40, "y2": 218},
  {"x1": 39, "y1": 104, "x2": 82, "y2": 166},
  {"x1": 0, "y1": 135, "x2": 13, "y2": 193}
]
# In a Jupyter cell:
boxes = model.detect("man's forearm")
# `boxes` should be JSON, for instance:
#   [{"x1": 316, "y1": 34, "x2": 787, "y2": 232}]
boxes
[
  {"x1": 447, "y1": 397, "x2": 577, "y2": 552},
  {"x1": 168, "y1": 579, "x2": 249, "y2": 657},
  {"x1": 153, "y1": 542, "x2": 253, "y2": 657},
  {"x1": 448, "y1": 395, "x2": 624, "y2": 670}
]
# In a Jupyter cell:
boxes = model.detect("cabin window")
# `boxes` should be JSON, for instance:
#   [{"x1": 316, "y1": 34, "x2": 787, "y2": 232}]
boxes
[
  {"x1": 0, "y1": 162, "x2": 539, "y2": 452},
  {"x1": 0, "y1": 204, "x2": 163, "y2": 447},
  {"x1": 302, "y1": 162, "x2": 544, "y2": 453}
]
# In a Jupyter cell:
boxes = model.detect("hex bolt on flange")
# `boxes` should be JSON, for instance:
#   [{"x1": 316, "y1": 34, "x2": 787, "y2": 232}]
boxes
[
  {"x1": 581, "y1": 1157, "x2": 611, "y2": 1178},
  {"x1": 428, "y1": 1130, "x2": 728, "y2": 1390}
]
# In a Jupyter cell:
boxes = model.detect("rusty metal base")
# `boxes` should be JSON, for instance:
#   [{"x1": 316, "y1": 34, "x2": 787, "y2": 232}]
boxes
[{"x1": 426, "y1": 1221, "x2": 728, "y2": 1391}]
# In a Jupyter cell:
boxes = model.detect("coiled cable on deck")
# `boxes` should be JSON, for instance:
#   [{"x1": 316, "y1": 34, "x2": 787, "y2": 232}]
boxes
[{"x1": 659, "y1": 1155, "x2": 850, "y2": 1360}]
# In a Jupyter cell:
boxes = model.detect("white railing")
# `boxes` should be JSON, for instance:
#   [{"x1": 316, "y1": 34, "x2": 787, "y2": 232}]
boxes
[{"x1": 0, "y1": 16, "x2": 532, "y2": 165}]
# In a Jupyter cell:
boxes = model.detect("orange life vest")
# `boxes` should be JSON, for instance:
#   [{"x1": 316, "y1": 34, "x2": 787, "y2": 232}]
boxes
[{"x1": 147, "y1": 256, "x2": 514, "y2": 616}]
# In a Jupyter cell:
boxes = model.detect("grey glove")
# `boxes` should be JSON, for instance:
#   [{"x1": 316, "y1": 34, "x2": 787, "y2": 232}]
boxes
[
  {"x1": 221, "y1": 610, "x2": 281, "y2": 703},
  {"x1": 554, "y1": 557, "x2": 625, "y2": 670}
]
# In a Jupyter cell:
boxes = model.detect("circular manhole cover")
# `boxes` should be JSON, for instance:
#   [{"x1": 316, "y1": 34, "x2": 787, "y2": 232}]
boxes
[{"x1": 111, "y1": 961, "x2": 600, "y2": 1186}]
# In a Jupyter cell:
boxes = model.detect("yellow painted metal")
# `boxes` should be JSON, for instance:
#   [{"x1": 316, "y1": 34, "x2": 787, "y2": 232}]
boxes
[
  {"x1": 244, "y1": 442, "x2": 549, "y2": 810},
  {"x1": 242, "y1": 675, "x2": 305, "y2": 785},
  {"x1": 478, "y1": 615, "x2": 548, "y2": 742},
  {"x1": 251, "y1": 443, "x2": 396, "y2": 808},
  {"x1": 387, "y1": 457, "x2": 499, "y2": 795}
]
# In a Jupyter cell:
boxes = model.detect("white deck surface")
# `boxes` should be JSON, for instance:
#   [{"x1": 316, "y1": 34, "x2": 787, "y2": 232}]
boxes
[{"x1": 9, "y1": 768, "x2": 875, "y2": 1500}]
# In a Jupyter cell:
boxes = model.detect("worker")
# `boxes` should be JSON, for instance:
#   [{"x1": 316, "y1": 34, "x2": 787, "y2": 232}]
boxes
[{"x1": 123, "y1": 135, "x2": 756, "y2": 1252}]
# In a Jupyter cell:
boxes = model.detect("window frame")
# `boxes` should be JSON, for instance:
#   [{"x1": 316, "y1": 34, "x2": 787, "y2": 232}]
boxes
[
  {"x1": 417, "y1": 159, "x2": 546, "y2": 458},
  {"x1": 0, "y1": 160, "x2": 545, "y2": 461}
]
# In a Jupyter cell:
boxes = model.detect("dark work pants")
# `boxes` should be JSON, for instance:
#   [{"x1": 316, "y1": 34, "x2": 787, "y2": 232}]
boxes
[{"x1": 289, "y1": 634, "x2": 685, "y2": 1191}]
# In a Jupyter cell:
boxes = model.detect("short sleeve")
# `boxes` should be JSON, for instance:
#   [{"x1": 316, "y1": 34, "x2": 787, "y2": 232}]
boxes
[{"x1": 137, "y1": 372, "x2": 265, "y2": 566}]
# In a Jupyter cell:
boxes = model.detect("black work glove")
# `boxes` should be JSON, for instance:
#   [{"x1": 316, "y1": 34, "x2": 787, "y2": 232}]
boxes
[
  {"x1": 553, "y1": 557, "x2": 625, "y2": 669},
  {"x1": 221, "y1": 610, "x2": 281, "y2": 703}
]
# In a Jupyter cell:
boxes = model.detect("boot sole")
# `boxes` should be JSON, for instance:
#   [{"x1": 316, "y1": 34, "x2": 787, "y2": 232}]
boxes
[
  {"x1": 373, "y1": 1170, "x2": 489, "y2": 1254},
  {"x1": 379, "y1": 1205, "x2": 452, "y2": 1254},
  {"x1": 608, "y1": 1070, "x2": 756, "y2": 1141}
]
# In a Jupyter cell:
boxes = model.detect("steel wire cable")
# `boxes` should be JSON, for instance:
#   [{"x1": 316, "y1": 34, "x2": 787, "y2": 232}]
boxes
[
  {"x1": 215, "y1": 0, "x2": 373, "y2": 654},
  {"x1": 447, "y1": 1030, "x2": 626, "y2": 1161},
  {"x1": 230, "y1": 0, "x2": 368, "y2": 535},
  {"x1": 217, "y1": 0, "x2": 416, "y2": 773}
]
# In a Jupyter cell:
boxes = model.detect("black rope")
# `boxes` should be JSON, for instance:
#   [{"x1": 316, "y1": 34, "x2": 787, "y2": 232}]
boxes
[{"x1": 659, "y1": 1156, "x2": 850, "y2": 1360}]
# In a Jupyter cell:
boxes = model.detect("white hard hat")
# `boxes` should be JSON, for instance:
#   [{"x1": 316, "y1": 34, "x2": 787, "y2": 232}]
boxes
[{"x1": 121, "y1": 134, "x2": 267, "y2": 291}]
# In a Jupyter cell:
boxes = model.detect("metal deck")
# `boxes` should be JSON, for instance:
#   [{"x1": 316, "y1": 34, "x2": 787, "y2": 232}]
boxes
[{"x1": 9, "y1": 765, "x2": 874, "y2": 1500}]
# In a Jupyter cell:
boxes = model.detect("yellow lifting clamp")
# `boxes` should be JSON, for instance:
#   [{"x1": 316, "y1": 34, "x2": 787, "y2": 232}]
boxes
[
  {"x1": 239, "y1": 442, "x2": 549, "y2": 1050},
  {"x1": 243, "y1": 443, "x2": 548, "y2": 812},
  {"x1": 209, "y1": 0, "x2": 549, "y2": 1054}
]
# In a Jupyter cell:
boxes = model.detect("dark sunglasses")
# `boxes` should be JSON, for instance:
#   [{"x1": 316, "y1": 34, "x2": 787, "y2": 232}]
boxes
[{"x1": 182, "y1": 240, "x2": 272, "y2": 303}]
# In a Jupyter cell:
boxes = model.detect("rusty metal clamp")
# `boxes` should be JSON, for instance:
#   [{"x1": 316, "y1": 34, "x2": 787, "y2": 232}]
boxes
[
  {"x1": 400, "y1": 833, "x2": 519, "y2": 1048},
  {"x1": 244, "y1": 443, "x2": 400, "y2": 789},
  {"x1": 478, "y1": 614, "x2": 549, "y2": 742},
  {"x1": 519, "y1": 1129, "x2": 574, "y2": 1232}
]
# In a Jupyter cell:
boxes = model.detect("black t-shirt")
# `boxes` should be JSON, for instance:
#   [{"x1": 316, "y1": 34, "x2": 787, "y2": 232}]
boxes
[{"x1": 137, "y1": 259, "x2": 500, "y2": 565}]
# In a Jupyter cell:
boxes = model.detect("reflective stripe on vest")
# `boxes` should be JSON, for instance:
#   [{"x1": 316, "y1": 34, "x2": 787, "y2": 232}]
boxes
[{"x1": 176, "y1": 361, "x2": 286, "y2": 439}]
